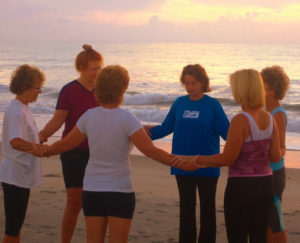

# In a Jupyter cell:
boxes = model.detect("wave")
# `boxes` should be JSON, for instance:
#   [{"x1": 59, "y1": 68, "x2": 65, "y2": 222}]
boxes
[
  {"x1": 124, "y1": 106, "x2": 300, "y2": 133},
  {"x1": 126, "y1": 91, "x2": 141, "y2": 95},
  {"x1": 0, "y1": 84, "x2": 9, "y2": 93},
  {"x1": 216, "y1": 98, "x2": 239, "y2": 107},
  {"x1": 41, "y1": 90, "x2": 60, "y2": 99},
  {"x1": 282, "y1": 103, "x2": 300, "y2": 112},
  {"x1": 123, "y1": 93, "x2": 177, "y2": 106},
  {"x1": 123, "y1": 93, "x2": 300, "y2": 111}
]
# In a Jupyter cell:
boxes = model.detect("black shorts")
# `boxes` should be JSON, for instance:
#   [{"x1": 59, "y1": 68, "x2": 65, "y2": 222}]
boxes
[
  {"x1": 60, "y1": 148, "x2": 89, "y2": 188},
  {"x1": 1, "y1": 183, "x2": 30, "y2": 236},
  {"x1": 82, "y1": 191, "x2": 136, "y2": 219}
]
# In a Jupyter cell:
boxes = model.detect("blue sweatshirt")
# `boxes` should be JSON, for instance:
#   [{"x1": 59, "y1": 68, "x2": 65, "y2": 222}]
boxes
[{"x1": 151, "y1": 95, "x2": 229, "y2": 176}]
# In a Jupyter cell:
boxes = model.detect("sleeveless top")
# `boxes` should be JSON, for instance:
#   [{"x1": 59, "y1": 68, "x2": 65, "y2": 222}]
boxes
[
  {"x1": 270, "y1": 107, "x2": 287, "y2": 171},
  {"x1": 228, "y1": 112, "x2": 273, "y2": 177}
]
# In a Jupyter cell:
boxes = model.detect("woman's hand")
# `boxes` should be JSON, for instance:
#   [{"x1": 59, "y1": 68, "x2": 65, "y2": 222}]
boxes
[
  {"x1": 171, "y1": 155, "x2": 203, "y2": 171},
  {"x1": 30, "y1": 143, "x2": 49, "y2": 157}
]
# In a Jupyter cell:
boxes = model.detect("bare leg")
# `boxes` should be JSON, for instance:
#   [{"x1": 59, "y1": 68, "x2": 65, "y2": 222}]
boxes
[
  {"x1": 108, "y1": 216, "x2": 132, "y2": 243},
  {"x1": 61, "y1": 188, "x2": 83, "y2": 243},
  {"x1": 266, "y1": 228, "x2": 274, "y2": 243},
  {"x1": 273, "y1": 231, "x2": 287, "y2": 243},
  {"x1": 2, "y1": 232, "x2": 20, "y2": 243},
  {"x1": 267, "y1": 230, "x2": 287, "y2": 243},
  {"x1": 85, "y1": 216, "x2": 107, "y2": 243}
]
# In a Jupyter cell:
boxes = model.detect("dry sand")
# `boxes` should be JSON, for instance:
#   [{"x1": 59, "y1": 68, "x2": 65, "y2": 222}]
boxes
[{"x1": 0, "y1": 152, "x2": 299, "y2": 243}]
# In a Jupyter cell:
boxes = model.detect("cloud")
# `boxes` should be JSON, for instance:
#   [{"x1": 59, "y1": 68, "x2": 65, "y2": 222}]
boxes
[
  {"x1": 0, "y1": 0, "x2": 165, "y2": 13},
  {"x1": 191, "y1": 0, "x2": 300, "y2": 9},
  {"x1": 0, "y1": 0, "x2": 299, "y2": 43},
  {"x1": 72, "y1": 0, "x2": 165, "y2": 11}
]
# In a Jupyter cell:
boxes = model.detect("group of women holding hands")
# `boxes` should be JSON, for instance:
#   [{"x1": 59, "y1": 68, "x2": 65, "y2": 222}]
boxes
[{"x1": 0, "y1": 44, "x2": 289, "y2": 243}]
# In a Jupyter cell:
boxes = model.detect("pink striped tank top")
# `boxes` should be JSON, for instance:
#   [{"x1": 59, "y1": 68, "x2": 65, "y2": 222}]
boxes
[{"x1": 228, "y1": 112, "x2": 273, "y2": 177}]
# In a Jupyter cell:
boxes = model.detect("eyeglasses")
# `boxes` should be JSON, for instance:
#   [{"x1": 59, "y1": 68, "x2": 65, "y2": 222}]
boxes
[{"x1": 32, "y1": 87, "x2": 42, "y2": 92}]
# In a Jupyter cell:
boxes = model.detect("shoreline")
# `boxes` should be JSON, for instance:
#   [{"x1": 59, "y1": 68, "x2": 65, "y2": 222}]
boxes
[{"x1": 0, "y1": 153, "x2": 299, "y2": 242}]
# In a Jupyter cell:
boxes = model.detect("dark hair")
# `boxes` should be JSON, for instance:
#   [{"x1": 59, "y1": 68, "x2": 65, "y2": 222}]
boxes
[
  {"x1": 180, "y1": 64, "x2": 211, "y2": 92},
  {"x1": 10, "y1": 64, "x2": 45, "y2": 95},
  {"x1": 261, "y1": 65, "x2": 289, "y2": 100},
  {"x1": 75, "y1": 44, "x2": 103, "y2": 71}
]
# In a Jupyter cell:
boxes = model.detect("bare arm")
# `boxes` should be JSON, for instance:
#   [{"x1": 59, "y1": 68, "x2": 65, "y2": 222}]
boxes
[
  {"x1": 39, "y1": 110, "x2": 68, "y2": 143},
  {"x1": 269, "y1": 119, "x2": 282, "y2": 162},
  {"x1": 130, "y1": 128, "x2": 173, "y2": 166},
  {"x1": 273, "y1": 111, "x2": 286, "y2": 158},
  {"x1": 10, "y1": 138, "x2": 46, "y2": 157},
  {"x1": 143, "y1": 125, "x2": 156, "y2": 136},
  {"x1": 46, "y1": 126, "x2": 86, "y2": 156},
  {"x1": 10, "y1": 138, "x2": 36, "y2": 153},
  {"x1": 131, "y1": 128, "x2": 198, "y2": 170},
  {"x1": 197, "y1": 114, "x2": 248, "y2": 167}
]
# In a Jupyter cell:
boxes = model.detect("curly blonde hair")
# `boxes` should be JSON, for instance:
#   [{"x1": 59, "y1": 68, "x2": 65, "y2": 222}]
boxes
[
  {"x1": 94, "y1": 65, "x2": 129, "y2": 105},
  {"x1": 261, "y1": 65, "x2": 289, "y2": 100},
  {"x1": 10, "y1": 64, "x2": 45, "y2": 95}
]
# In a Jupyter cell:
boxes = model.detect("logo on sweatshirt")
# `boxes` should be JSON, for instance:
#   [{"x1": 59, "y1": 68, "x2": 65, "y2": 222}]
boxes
[{"x1": 183, "y1": 110, "x2": 199, "y2": 119}]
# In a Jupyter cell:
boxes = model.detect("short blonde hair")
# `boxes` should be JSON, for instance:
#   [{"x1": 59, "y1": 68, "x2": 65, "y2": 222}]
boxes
[
  {"x1": 10, "y1": 64, "x2": 45, "y2": 95},
  {"x1": 230, "y1": 69, "x2": 265, "y2": 110},
  {"x1": 261, "y1": 65, "x2": 289, "y2": 100},
  {"x1": 95, "y1": 65, "x2": 129, "y2": 105}
]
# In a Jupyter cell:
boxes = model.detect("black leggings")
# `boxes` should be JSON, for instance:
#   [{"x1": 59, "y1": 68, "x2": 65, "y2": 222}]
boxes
[
  {"x1": 224, "y1": 176, "x2": 274, "y2": 243},
  {"x1": 1, "y1": 183, "x2": 30, "y2": 236},
  {"x1": 269, "y1": 167, "x2": 286, "y2": 232},
  {"x1": 175, "y1": 175, "x2": 218, "y2": 243}
]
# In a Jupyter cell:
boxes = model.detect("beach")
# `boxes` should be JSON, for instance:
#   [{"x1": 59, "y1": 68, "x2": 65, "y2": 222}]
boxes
[{"x1": 0, "y1": 150, "x2": 299, "y2": 243}]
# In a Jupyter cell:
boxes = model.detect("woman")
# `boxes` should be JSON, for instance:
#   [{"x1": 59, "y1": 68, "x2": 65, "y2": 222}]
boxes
[
  {"x1": 34, "y1": 65, "x2": 195, "y2": 243},
  {"x1": 145, "y1": 64, "x2": 229, "y2": 243},
  {"x1": 261, "y1": 66, "x2": 289, "y2": 243},
  {"x1": 38, "y1": 44, "x2": 103, "y2": 243},
  {"x1": 0, "y1": 64, "x2": 45, "y2": 243},
  {"x1": 176, "y1": 69, "x2": 282, "y2": 243}
]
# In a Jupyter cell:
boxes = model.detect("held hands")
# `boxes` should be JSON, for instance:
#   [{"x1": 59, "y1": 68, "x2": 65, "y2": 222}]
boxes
[
  {"x1": 30, "y1": 143, "x2": 50, "y2": 157},
  {"x1": 171, "y1": 155, "x2": 204, "y2": 171}
]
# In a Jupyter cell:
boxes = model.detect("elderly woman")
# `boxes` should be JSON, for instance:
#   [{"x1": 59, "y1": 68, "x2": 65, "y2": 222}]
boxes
[
  {"x1": 175, "y1": 69, "x2": 282, "y2": 243},
  {"x1": 34, "y1": 65, "x2": 194, "y2": 243},
  {"x1": 261, "y1": 66, "x2": 290, "y2": 243},
  {"x1": 0, "y1": 64, "x2": 45, "y2": 243},
  {"x1": 39, "y1": 44, "x2": 103, "y2": 243}
]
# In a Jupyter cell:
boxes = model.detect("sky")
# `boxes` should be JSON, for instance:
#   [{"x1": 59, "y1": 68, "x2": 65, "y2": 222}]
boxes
[{"x1": 1, "y1": 0, "x2": 300, "y2": 43}]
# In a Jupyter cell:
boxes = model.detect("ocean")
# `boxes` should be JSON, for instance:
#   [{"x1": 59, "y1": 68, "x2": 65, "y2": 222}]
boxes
[{"x1": 0, "y1": 42, "x2": 299, "y2": 153}]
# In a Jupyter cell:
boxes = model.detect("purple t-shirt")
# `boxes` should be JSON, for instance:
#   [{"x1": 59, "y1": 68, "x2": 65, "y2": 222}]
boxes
[{"x1": 56, "y1": 80, "x2": 99, "y2": 149}]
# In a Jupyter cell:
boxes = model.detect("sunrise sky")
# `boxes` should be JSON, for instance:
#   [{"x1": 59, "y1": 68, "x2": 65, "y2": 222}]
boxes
[{"x1": 1, "y1": 0, "x2": 300, "y2": 43}]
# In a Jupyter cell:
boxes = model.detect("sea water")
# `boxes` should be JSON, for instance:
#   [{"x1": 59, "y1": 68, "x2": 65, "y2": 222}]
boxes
[{"x1": 0, "y1": 42, "x2": 299, "y2": 153}]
